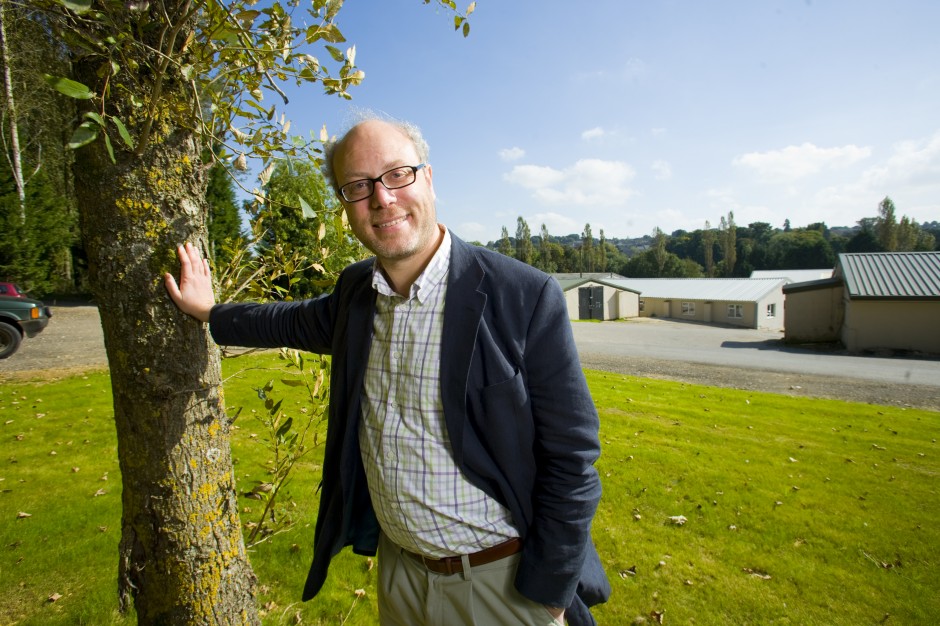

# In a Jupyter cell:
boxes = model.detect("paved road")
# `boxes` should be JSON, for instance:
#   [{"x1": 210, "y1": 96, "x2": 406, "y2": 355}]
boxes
[
  {"x1": 571, "y1": 318, "x2": 940, "y2": 388},
  {"x1": 3, "y1": 306, "x2": 937, "y2": 409}
]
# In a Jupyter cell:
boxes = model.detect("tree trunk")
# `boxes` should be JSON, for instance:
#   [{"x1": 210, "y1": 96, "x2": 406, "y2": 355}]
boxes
[
  {"x1": 71, "y1": 5, "x2": 259, "y2": 624},
  {"x1": 0, "y1": 0, "x2": 26, "y2": 221}
]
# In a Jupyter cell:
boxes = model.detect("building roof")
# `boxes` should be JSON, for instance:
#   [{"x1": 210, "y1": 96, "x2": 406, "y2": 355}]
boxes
[
  {"x1": 750, "y1": 269, "x2": 834, "y2": 282},
  {"x1": 552, "y1": 273, "x2": 636, "y2": 293},
  {"x1": 593, "y1": 277, "x2": 786, "y2": 302},
  {"x1": 838, "y1": 251, "x2": 940, "y2": 299}
]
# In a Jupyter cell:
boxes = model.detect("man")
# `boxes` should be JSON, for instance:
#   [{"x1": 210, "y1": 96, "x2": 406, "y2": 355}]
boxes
[{"x1": 165, "y1": 117, "x2": 610, "y2": 625}]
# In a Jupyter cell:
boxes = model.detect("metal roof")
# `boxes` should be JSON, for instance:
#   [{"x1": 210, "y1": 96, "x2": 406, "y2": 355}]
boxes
[
  {"x1": 838, "y1": 251, "x2": 940, "y2": 299},
  {"x1": 552, "y1": 275, "x2": 642, "y2": 294},
  {"x1": 750, "y1": 269, "x2": 834, "y2": 282},
  {"x1": 593, "y1": 277, "x2": 786, "y2": 302}
]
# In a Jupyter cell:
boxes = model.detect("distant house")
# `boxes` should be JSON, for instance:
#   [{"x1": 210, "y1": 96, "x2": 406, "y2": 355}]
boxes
[
  {"x1": 554, "y1": 274, "x2": 639, "y2": 321},
  {"x1": 783, "y1": 251, "x2": 940, "y2": 354},
  {"x1": 609, "y1": 278, "x2": 787, "y2": 330},
  {"x1": 553, "y1": 274, "x2": 787, "y2": 330}
]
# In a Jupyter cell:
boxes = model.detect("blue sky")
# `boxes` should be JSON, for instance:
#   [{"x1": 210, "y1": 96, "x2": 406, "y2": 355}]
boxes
[{"x1": 262, "y1": 0, "x2": 940, "y2": 243}]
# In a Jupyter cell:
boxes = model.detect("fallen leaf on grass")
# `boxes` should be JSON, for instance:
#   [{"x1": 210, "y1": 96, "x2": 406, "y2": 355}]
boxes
[
  {"x1": 650, "y1": 609, "x2": 665, "y2": 624},
  {"x1": 354, "y1": 588, "x2": 366, "y2": 599},
  {"x1": 667, "y1": 515, "x2": 687, "y2": 526},
  {"x1": 743, "y1": 567, "x2": 771, "y2": 580},
  {"x1": 48, "y1": 593, "x2": 62, "y2": 602},
  {"x1": 17, "y1": 511, "x2": 31, "y2": 518},
  {"x1": 619, "y1": 566, "x2": 637, "y2": 578},
  {"x1": 93, "y1": 488, "x2": 107, "y2": 497}
]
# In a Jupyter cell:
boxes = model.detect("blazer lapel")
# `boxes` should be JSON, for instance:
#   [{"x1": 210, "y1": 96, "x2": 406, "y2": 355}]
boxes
[
  {"x1": 441, "y1": 236, "x2": 487, "y2": 463},
  {"x1": 341, "y1": 266, "x2": 377, "y2": 480}
]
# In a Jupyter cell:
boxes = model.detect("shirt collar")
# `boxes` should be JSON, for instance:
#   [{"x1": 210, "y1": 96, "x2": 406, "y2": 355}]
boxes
[{"x1": 371, "y1": 225, "x2": 451, "y2": 302}]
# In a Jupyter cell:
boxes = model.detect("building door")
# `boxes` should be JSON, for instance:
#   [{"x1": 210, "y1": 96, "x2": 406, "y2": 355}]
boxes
[{"x1": 578, "y1": 286, "x2": 604, "y2": 320}]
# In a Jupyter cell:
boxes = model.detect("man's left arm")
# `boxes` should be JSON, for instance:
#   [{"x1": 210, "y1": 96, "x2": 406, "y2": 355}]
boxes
[{"x1": 515, "y1": 277, "x2": 603, "y2": 610}]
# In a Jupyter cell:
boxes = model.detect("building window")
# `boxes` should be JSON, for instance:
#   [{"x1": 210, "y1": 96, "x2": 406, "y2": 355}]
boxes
[
  {"x1": 639, "y1": 300, "x2": 645, "y2": 312},
  {"x1": 766, "y1": 303, "x2": 776, "y2": 317},
  {"x1": 728, "y1": 304, "x2": 743, "y2": 319},
  {"x1": 681, "y1": 301, "x2": 695, "y2": 316}
]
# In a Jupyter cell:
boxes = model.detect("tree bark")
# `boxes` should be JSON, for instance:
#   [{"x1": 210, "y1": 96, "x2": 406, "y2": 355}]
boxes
[
  {"x1": 71, "y1": 4, "x2": 259, "y2": 624},
  {"x1": 0, "y1": 0, "x2": 26, "y2": 221}
]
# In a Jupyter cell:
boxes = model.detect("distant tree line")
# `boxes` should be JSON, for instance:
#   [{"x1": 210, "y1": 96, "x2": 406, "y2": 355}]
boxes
[{"x1": 490, "y1": 199, "x2": 938, "y2": 278}]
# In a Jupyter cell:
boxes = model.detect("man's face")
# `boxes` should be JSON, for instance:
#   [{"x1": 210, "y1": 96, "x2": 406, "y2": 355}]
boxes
[{"x1": 333, "y1": 121, "x2": 438, "y2": 266}]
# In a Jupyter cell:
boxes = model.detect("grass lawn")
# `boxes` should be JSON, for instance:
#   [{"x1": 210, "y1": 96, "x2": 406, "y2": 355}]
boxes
[{"x1": 1, "y1": 354, "x2": 937, "y2": 625}]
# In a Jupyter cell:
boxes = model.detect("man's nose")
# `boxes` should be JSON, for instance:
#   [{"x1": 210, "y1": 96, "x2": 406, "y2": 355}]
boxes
[{"x1": 371, "y1": 182, "x2": 396, "y2": 208}]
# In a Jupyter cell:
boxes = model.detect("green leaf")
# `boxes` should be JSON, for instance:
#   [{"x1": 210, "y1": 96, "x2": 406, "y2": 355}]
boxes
[
  {"x1": 299, "y1": 197, "x2": 316, "y2": 219},
  {"x1": 275, "y1": 417, "x2": 293, "y2": 440},
  {"x1": 43, "y1": 75, "x2": 95, "y2": 100},
  {"x1": 58, "y1": 0, "x2": 92, "y2": 14},
  {"x1": 111, "y1": 117, "x2": 135, "y2": 150},
  {"x1": 83, "y1": 111, "x2": 106, "y2": 127},
  {"x1": 325, "y1": 45, "x2": 344, "y2": 63},
  {"x1": 67, "y1": 122, "x2": 98, "y2": 149},
  {"x1": 103, "y1": 134, "x2": 116, "y2": 163},
  {"x1": 279, "y1": 379, "x2": 305, "y2": 387}
]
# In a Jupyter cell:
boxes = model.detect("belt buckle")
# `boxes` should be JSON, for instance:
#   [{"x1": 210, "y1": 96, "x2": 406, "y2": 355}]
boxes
[{"x1": 430, "y1": 555, "x2": 461, "y2": 576}]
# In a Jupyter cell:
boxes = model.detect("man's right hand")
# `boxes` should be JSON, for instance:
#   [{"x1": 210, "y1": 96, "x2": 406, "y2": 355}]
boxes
[{"x1": 164, "y1": 242, "x2": 215, "y2": 323}]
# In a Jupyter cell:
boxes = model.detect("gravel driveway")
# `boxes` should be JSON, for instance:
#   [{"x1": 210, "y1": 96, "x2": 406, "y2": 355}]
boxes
[{"x1": 2, "y1": 304, "x2": 938, "y2": 412}]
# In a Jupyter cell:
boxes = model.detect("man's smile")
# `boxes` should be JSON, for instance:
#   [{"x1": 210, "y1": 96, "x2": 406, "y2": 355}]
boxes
[{"x1": 375, "y1": 215, "x2": 409, "y2": 229}]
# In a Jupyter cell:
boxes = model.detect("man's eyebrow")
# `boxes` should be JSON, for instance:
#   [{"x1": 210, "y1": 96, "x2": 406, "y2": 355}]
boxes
[{"x1": 342, "y1": 160, "x2": 410, "y2": 181}]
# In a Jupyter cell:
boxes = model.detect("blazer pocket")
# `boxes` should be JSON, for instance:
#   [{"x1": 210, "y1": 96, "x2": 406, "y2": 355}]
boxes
[{"x1": 477, "y1": 370, "x2": 535, "y2": 468}]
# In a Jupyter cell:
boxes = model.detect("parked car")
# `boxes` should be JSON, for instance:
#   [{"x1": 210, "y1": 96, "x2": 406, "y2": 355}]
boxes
[
  {"x1": 0, "y1": 295, "x2": 52, "y2": 358},
  {"x1": 0, "y1": 281, "x2": 27, "y2": 298}
]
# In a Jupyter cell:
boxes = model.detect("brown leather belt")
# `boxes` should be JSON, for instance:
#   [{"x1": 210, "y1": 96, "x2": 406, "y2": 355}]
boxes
[{"x1": 405, "y1": 538, "x2": 523, "y2": 576}]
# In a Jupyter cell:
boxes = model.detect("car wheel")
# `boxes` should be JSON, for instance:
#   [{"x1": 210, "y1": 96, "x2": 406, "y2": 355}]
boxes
[{"x1": 0, "y1": 321, "x2": 22, "y2": 359}]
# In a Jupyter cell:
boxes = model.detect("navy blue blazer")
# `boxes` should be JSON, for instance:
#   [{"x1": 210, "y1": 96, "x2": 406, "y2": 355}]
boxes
[{"x1": 210, "y1": 235, "x2": 610, "y2": 624}]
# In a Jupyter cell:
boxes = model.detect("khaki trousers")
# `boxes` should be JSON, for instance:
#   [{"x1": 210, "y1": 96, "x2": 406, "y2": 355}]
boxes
[{"x1": 376, "y1": 533, "x2": 562, "y2": 626}]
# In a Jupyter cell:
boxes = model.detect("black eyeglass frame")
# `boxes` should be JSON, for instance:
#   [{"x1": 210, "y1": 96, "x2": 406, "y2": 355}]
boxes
[{"x1": 338, "y1": 163, "x2": 428, "y2": 202}]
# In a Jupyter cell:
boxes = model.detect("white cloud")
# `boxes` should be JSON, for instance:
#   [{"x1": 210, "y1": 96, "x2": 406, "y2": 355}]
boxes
[
  {"x1": 530, "y1": 212, "x2": 581, "y2": 235},
  {"x1": 581, "y1": 127, "x2": 605, "y2": 141},
  {"x1": 621, "y1": 57, "x2": 649, "y2": 81},
  {"x1": 455, "y1": 221, "x2": 488, "y2": 241},
  {"x1": 651, "y1": 159, "x2": 672, "y2": 180},
  {"x1": 812, "y1": 130, "x2": 940, "y2": 219},
  {"x1": 733, "y1": 142, "x2": 872, "y2": 183},
  {"x1": 505, "y1": 159, "x2": 636, "y2": 207},
  {"x1": 499, "y1": 146, "x2": 525, "y2": 162},
  {"x1": 504, "y1": 164, "x2": 566, "y2": 188}
]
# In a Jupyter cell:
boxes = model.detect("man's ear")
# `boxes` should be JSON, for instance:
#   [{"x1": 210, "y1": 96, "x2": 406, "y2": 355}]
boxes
[{"x1": 425, "y1": 163, "x2": 435, "y2": 198}]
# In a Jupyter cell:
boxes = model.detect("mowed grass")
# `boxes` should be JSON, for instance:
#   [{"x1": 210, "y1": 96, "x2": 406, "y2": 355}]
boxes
[
  {"x1": 589, "y1": 372, "x2": 940, "y2": 625},
  {"x1": 0, "y1": 355, "x2": 937, "y2": 625}
]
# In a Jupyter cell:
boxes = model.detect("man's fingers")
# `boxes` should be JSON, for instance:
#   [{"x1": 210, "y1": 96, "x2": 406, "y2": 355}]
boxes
[{"x1": 164, "y1": 272, "x2": 181, "y2": 301}]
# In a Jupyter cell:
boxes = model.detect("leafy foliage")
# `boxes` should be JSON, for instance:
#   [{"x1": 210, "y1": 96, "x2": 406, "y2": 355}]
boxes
[
  {"x1": 238, "y1": 349, "x2": 330, "y2": 547},
  {"x1": 249, "y1": 160, "x2": 365, "y2": 299},
  {"x1": 0, "y1": 167, "x2": 76, "y2": 295}
]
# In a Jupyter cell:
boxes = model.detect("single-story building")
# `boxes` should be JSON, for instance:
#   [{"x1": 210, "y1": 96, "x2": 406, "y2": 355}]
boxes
[
  {"x1": 554, "y1": 275, "x2": 787, "y2": 330},
  {"x1": 554, "y1": 274, "x2": 640, "y2": 321},
  {"x1": 783, "y1": 251, "x2": 940, "y2": 354},
  {"x1": 606, "y1": 278, "x2": 787, "y2": 330}
]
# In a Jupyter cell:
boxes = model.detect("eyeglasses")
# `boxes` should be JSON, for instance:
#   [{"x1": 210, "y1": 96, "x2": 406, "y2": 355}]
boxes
[{"x1": 338, "y1": 164, "x2": 427, "y2": 202}]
